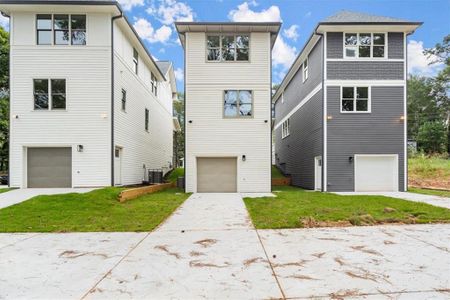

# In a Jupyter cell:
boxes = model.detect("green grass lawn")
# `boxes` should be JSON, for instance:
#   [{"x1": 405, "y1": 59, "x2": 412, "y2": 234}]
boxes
[
  {"x1": 271, "y1": 165, "x2": 286, "y2": 179},
  {"x1": 244, "y1": 186, "x2": 450, "y2": 229},
  {"x1": 166, "y1": 168, "x2": 184, "y2": 183},
  {"x1": 0, "y1": 187, "x2": 190, "y2": 232},
  {"x1": 409, "y1": 187, "x2": 450, "y2": 198},
  {"x1": 0, "y1": 188, "x2": 11, "y2": 194},
  {"x1": 409, "y1": 155, "x2": 450, "y2": 189}
]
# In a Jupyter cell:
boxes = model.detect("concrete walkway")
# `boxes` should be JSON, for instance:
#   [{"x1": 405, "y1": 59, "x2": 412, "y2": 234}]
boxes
[
  {"x1": 1, "y1": 193, "x2": 449, "y2": 299},
  {"x1": 336, "y1": 191, "x2": 450, "y2": 209},
  {"x1": 0, "y1": 188, "x2": 96, "y2": 209}
]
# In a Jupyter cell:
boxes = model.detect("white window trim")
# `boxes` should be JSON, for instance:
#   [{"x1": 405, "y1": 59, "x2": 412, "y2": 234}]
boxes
[
  {"x1": 281, "y1": 92, "x2": 284, "y2": 104},
  {"x1": 281, "y1": 118, "x2": 290, "y2": 139},
  {"x1": 343, "y1": 32, "x2": 388, "y2": 60},
  {"x1": 302, "y1": 56, "x2": 309, "y2": 83},
  {"x1": 340, "y1": 86, "x2": 371, "y2": 114},
  {"x1": 36, "y1": 14, "x2": 87, "y2": 46}
]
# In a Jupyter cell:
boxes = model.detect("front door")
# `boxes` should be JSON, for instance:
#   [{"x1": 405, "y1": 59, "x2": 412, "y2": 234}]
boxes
[
  {"x1": 114, "y1": 146, "x2": 122, "y2": 185},
  {"x1": 314, "y1": 156, "x2": 322, "y2": 191}
]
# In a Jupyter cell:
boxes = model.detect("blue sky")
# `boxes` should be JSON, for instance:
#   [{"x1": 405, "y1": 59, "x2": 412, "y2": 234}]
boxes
[{"x1": 1, "y1": 0, "x2": 449, "y2": 89}]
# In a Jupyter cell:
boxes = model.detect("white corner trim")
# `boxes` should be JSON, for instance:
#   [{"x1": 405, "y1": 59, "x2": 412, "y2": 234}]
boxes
[
  {"x1": 274, "y1": 83, "x2": 322, "y2": 130},
  {"x1": 323, "y1": 32, "x2": 327, "y2": 192},
  {"x1": 325, "y1": 80, "x2": 406, "y2": 86}
]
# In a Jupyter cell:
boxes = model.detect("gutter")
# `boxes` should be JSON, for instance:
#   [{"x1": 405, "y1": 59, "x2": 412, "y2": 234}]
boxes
[
  {"x1": 111, "y1": 12, "x2": 122, "y2": 186},
  {"x1": 314, "y1": 30, "x2": 325, "y2": 192}
]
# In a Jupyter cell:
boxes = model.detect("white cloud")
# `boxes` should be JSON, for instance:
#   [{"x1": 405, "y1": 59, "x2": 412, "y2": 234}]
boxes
[
  {"x1": 228, "y1": 2, "x2": 281, "y2": 22},
  {"x1": 174, "y1": 67, "x2": 184, "y2": 81},
  {"x1": 0, "y1": 14, "x2": 9, "y2": 30},
  {"x1": 118, "y1": 0, "x2": 144, "y2": 11},
  {"x1": 283, "y1": 25, "x2": 299, "y2": 41},
  {"x1": 149, "y1": 0, "x2": 194, "y2": 25},
  {"x1": 272, "y1": 36, "x2": 297, "y2": 69},
  {"x1": 133, "y1": 18, "x2": 172, "y2": 44},
  {"x1": 408, "y1": 40, "x2": 443, "y2": 76}
]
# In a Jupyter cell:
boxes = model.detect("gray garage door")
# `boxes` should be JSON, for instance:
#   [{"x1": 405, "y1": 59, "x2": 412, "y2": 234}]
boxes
[
  {"x1": 197, "y1": 157, "x2": 237, "y2": 192},
  {"x1": 27, "y1": 147, "x2": 72, "y2": 188}
]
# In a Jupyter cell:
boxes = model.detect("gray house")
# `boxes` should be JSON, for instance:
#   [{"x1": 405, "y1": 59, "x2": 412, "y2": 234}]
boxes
[{"x1": 273, "y1": 11, "x2": 422, "y2": 192}]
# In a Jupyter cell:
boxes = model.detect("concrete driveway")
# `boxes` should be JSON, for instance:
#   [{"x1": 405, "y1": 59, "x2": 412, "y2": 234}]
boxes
[
  {"x1": 0, "y1": 188, "x2": 96, "y2": 209},
  {"x1": 1, "y1": 193, "x2": 449, "y2": 299},
  {"x1": 336, "y1": 191, "x2": 450, "y2": 209}
]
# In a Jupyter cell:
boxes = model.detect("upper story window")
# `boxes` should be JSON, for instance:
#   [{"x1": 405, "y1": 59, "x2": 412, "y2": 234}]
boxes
[
  {"x1": 341, "y1": 86, "x2": 370, "y2": 113},
  {"x1": 224, "y1": 90, "x2": 252, "y2": 118},
  {"x1": 207, "y1": 35, "x2": 249, "y2": 62},
  {"x1": 151, "y1": 73, "x2": 157, "y2": 96},
  {"x1": 33, "y1": 79, "x2": 66, "y2": 110},
  {"x1": 121, "y1": 89, "x2": 126, "y2": 111},
  {"x1": 281, "y1": 119, "x2": 290, "y2": 139},
  {"x1": 37, "y1": 14, "x2": 86, "y2": 45},
  {"x1": 145, "y1": 108, "x2": 149, "y2": 131},
  {"x1": 344, "y1": 33, "x2": 386, "y2": 59},
  {"x1": 133, "y1": 48, "x2": 139, "y2": 74},
  {"x1": 302, "y1": 57, "x2": 309, "y2": 82}
]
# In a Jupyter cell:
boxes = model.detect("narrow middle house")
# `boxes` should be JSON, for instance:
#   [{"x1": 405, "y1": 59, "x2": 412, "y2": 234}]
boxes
[
  {"x1": 176, "y1": 22, "x2": 281, "y2": 193},
  {"x1": 0, "y1": 0, "x2": 177, "y2": 188},
  {"x1": 273, "y1": 11, "x2": 422, "y2": 192}
]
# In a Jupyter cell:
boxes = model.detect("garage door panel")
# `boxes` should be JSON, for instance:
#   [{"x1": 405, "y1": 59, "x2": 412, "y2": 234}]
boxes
[
  {"x1": 355, "y1": 155, "x2": 398, "y2": 192},
  {"x1": 27, "y1": 148, "x2": 72, "y2": 188},
  {"x1": 197, "y1": 157, "x2": 237, "y2": 193}
]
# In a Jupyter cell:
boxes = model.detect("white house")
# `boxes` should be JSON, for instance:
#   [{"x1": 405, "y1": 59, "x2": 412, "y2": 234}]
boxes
[
  {"x1": 0, "y1": 0, "x2": 177, "y2": 188},
  {"x1": 175, "y1": 22, "x2": 281, "y2": 193}
]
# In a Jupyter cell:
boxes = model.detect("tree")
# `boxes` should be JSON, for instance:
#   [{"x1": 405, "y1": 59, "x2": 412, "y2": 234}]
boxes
[
  {"x1": 0, "y1": 25, "x2": 9, "y2": 172},
  {"x1": 173, "y1": 92, "x2": 184, "y2": 167},
  {"x1": 417, "y1": 121, "x2": 447, "y2": 154}
]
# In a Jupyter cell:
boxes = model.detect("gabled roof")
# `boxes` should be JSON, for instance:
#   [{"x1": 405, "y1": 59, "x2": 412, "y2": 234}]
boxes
[
  {"x1": 156, "y1": 61, "x2": 172, "y2": 76},
  {"x1": 322, "y1": 10, "x2": 413, "y2": 24}
]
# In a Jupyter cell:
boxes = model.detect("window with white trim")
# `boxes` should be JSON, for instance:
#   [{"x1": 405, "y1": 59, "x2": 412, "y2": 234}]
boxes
[
  {"x1": 207, "y1": 35, "x2": 249, "y2": 62},
  {"x1": 341, "y1": 86, "x2": 370, "y2": 113},
  {"x1": 344, "y1": 33, "x2": 386, "y2": 58},
  {"x1": 151, "y1": 72, "x2": 157, "y2": 96},
  {"x1": 302, "y1": 57, "x2": 309, "y2": 82},
  {"x1": 133, "y1": 48, "x2": 138, "y2": 74},
  {"x1": 281, "y1": 118, "x2": 290, "y2": 139},
  {"x1": 36, "y1": 14, "x2": 86, "y2": 45},
  {"x1": 33, "y1": 79, "x2": 66, "y2": 110}
]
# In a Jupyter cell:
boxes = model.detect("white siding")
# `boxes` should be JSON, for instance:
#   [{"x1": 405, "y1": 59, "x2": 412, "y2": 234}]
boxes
[
  {"x1": 185, "y1": 32, "x2": 271, "y2": 192},
  {"x1": 113, "y1": 23, "x2": 173, "y2": 185},
  {"x1": 9, "y1": 12, "x2": 111, "y2": 188}
]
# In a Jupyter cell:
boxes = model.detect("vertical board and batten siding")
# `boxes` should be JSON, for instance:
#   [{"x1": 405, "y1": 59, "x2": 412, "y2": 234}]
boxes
[
  {"x1": 326, "y1": 86, "x2": 405, "y2": 192},
  {"x1": 113, "y1": 23, "x2": 173, "y2": 185},
  {"x1": 185, "y1": 32, "x2": 271, "y2": 192},
  {"x1": 274, "y1": 38, "x2": 323, "y2": 189},
  {"x1": 9, "y1": 12, "x2": 112, "y2": 187}
]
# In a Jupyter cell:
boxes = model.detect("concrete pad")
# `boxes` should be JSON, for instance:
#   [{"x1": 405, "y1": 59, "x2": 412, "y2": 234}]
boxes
[
  {"x1": 0, "y1": 188, "x2": 97, "y2": 209},
  {"x1": 158, "y1": 193, "x2": 253, "y2": 231},
  {"x1": 259, "y1": 225, "x2": 450, "y2": 299},
  {"x1": 87, "y1": 229, "x2": 282, "y2": 300},
  {"x1": 0, "y1": 232, "x2": 147, "y2": 300},
  {"x1": 0, "y1": 233, "x2": 40, "y2": 249},
  {"x1": 335, "y1": 191, "x2": 450, "y2": 209},
  {"x1": 241, "y1": 193, "x2": 276, "y2": 198}
]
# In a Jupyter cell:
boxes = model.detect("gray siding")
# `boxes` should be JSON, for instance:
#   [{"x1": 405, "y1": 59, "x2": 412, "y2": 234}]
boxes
[
  {"x1": 327, "y1": 61, "x2": 404, "y2": 80},
  {"x1": 326, "y1": 86, "x2": 405, "y2": 192},
  {"x1": 327, "y1": 32, "x2": 343, "y2": 59},
  {"x1": 388, "y1": 32, "x2": 404, "y2": 59},
  {"x1": 275, "y1": 39, "x2": 323, "y2": 120},
  {"x1": 275, "y1": 91, "x2": 323, "y2": 189}
]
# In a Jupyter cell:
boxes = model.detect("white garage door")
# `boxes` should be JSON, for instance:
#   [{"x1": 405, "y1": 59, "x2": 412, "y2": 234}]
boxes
[
  {"x1": 355, "y1": 155, "x2": 398, "y2": 192},
  {"x1": 197, "y1": 157, "x2": 237, "y2": 193}
]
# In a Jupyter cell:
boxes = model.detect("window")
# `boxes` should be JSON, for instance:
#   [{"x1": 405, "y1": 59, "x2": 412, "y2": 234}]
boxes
[
  {"x1": 151, "y1": 73, "x2": 157, "y2": 96},
  {"x1": 281, "y1": 119, "x2": 290, "y2": 139},
  {"x1": 37, "y1": 14, "x2": 52, "y2": 45},
  {"x1": 145, "y1": 108, "x2": 149, "y2": 131},
  {"x1": 302, "y1": 57, "x2": 309, "y2": 82},
  {"x1": 224, "y1": 90, "x2": 252, "y2": 118},
  {"x1": 33, "y1": 79, "x2": 66, "y2": 110},
  {"x1": 121, "y1": 89, "x2": 126, "y2": 111},
  {"x1": 344, "y1": 33, "x2": 386, "y2": 58},
  {"x1": 341, "y1": 86, "x2": 370, "y2": 113},
  {"x1": 207, "y1": 35, "x2": 249, "y2": 62},
  {"x1": 37, "y1": 14, "x2": 86, "y2": 45},
  {"x1": 133, "y1": 48, "x2": 138, "y2": 74},
  {"x1": 281, "y1": 92, "x2": 284, "y2": 104}
]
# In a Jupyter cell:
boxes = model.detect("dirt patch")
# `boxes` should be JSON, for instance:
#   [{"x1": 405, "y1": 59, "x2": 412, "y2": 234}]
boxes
[
  {"x1": 189, "y1": 251, "x2": 205, "y2": 257},
  {"x1": 189, "y1": 260, "x2": 230, "y2": 268},
  {"x1": 194, "y1": 239, "x2": 218, "y2": 248},
  {"x1": 345, "y1": 270, "x2": 378, "y2": 282},
  {"x1": 350, "y1": 245, "x2": 383, "y2": 256},
  {"x1": 329, "y1": 289, "x2": 360, "y2": 299},
  {"x1": 59, "y1": 250, "x2": 108, "y2": 259},
  {"x1": 289, "y1": 274, "x2": 318, "y2": 280},
  {"x1": 312, "y1": 252, "x2": 326, "y2": 258},
  {"x1": 300, "y1": 216, "x2": 352, "y2": 228},
  {"x1": 384, "y1": 240, "x2": 395, "y2": 245},
  {"x1": 384, "y1": 207, "x2": 396, "y2": 213},
  {"x1": 334, "y1": 257, "x2": 346, "y2": 266},
  {"x1": 154, "y1": 245, "x2": 182, "y2": 259},
  {"x1": 243, "y1": 257, "x2": 265, "y2": 267},
  {"x1": 272, "y1": 260, "x2": 309, "y2": 268}
]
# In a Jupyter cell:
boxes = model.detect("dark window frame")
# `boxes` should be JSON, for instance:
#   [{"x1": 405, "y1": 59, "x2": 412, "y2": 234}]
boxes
[
  {"x1": 36, "y1": 14, "x2": 86, "y2": 46},
  {"x1": 206, "y1": 34, "x2": 250, "y2": 62},
  {"x1": 223, "y1": 90, "x2": 253, "y2": 118},
  {"x1": 145, "y1": 108, "x2": 149, "y2": 131},
  {"x1": 121, "y1": 89, "x2": 126, "y2": 111},
  {"x1": 33, "y1": 78, "x2": 66, "y2": 110}
]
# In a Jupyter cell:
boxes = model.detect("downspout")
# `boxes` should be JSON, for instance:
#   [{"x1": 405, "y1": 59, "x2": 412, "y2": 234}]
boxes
[
  {"x1": 111, "y1": 12, "x2": 122, "y2": 186},
  {"x1": 314, "y1": 29, "x2": 325, "y2": 192},
  {"x1": 2, "y1": 12, "x2": 10, "y2": 187},
  {"x1": 405, "y1": 31, "x2": 412, "y2": 192}
]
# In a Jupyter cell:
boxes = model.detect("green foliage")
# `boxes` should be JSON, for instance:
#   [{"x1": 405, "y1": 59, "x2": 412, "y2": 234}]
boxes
[
  {"x1": 165, "y1": 167, "x2": 184, "y2": 183},
  {"x1": 173, "y1": 92, "x2": 184, "y2": 167},
  {"x1": 0, "y1": 26, "x2": 8, "y2": 171},
  {"x1": 271, "y1": 165, "x2": 286, "y2": 179},
  {"x1": 417, "y1": 121, "x2": 448, "y2": 153},
  {"x1": 0, "y1": 187, "x2": 190, "y2": 232},
  {"x1": 244, "y1": 186, "x2": 450, "y2": 229},
  {"x1": 409, "y1": 187, "x2": 450, "y2": 198}
]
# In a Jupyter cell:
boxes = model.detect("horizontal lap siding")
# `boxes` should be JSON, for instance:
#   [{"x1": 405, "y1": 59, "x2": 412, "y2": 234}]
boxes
[
  {"x1": 275, "y1": 91, "x2": 323, "y2": 189},
  {"x1": 185, "y1": 32, "x2": 271, "y2": 192},
  {"x1": 388, "y1": 32, "x2": 404, "y2": 59},
  {"x1": 327, "y1": 61, "x2": 404, "y2": 80},
  {"x1": 326, "y1": 86, "x2": 405, "y2": 192},
  {"x1": 327, "y1": 32, "x2": 343, "y2": 59}
]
